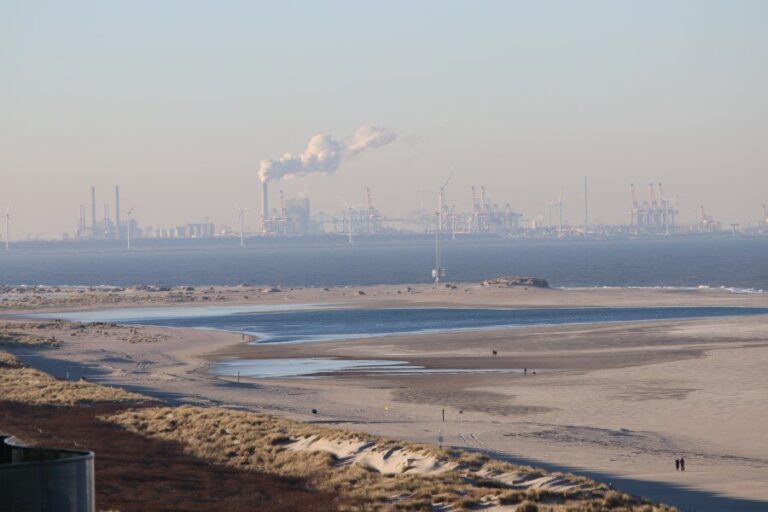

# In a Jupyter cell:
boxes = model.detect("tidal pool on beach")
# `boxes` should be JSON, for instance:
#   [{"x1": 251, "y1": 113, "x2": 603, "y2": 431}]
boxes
[
  {"x1": 44, "y1": 305, "x2": 768, "y2": 345},
  {"x1": 210, "y1": 358, "x2": 528, "y2": 379}
]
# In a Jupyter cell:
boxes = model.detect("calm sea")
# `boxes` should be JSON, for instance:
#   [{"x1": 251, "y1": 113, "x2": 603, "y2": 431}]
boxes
[{"x1": 1, "y1": 237, "x2": 767, "y2": 290}]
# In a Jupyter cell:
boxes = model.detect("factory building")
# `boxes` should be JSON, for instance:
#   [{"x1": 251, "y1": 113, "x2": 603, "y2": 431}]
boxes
[
  {"x1": 75, "y1": 185, "x2": 132, "y2": 240},
  {"x1": 151, "y1": 223, "x2": 216, "y2": 239},
  {"x1": 259, "y1": 181, "x2": 317, "y2": 236}
]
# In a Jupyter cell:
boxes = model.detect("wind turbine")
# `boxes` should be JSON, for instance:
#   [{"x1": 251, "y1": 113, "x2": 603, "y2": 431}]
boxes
[
  {"x1": 432, "y1": 210, "x2": 446, "y2": 284},
  {"x1": 341, "y1": 200, "x2": 360, "y2": 244},
  {"x1": 235, "y1": 204, "x2": 249, "y2": 247},
  {"x1": 3, "y1": 205, "x2": 9, "y2": 251},
  {"x1": 126, "y1": 205, "x2": 137, "y2": 250},
  {"x1": 438, "y1": 169, "x2": 455, "y2": 232}
]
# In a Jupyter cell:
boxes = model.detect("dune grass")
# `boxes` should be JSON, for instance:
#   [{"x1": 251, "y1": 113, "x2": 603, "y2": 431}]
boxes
[
  {"x1": 106, "y1": 405, "x2": 677, "y2": 511},
  {"x1": 0, "y1": 351, "x2": 151, "y2": 405}
]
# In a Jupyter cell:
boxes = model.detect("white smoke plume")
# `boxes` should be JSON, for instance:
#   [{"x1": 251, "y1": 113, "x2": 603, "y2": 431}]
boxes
[{"x1": 258, "y1": 126, "x2": 396, "y2": 183}]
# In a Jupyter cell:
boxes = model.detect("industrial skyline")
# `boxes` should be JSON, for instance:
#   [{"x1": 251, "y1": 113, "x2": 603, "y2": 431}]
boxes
[
  {"x1": 5, "y1": 162, "x2": 768, "y2": 242},
  {"x1": 27, "y1": 180, "x2": 765, "y2": 247}
]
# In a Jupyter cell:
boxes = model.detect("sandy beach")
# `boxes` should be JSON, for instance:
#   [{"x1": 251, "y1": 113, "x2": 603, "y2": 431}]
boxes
[{"x1": 3, "y1": 283, "x2": 768, "y2": 511}]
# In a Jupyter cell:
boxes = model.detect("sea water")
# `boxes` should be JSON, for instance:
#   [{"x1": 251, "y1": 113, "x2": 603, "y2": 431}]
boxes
[{"x1": 2, "y1": 237, "x2": 768, "y2": 290}]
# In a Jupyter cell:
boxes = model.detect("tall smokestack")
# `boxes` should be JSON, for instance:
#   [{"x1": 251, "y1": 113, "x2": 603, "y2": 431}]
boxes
[
  {"x1": 584, "y1": 176, "x2": 588, "y2": 228},
  {"x1": 261, "y1": 180, "x2": 269, "y2": 234},
  {"x1": 115, "y1": 186, "x2": 121, "y2": 239},
  {"x1": 91, "y1": 186, "x2": 97, "y2": 231}
]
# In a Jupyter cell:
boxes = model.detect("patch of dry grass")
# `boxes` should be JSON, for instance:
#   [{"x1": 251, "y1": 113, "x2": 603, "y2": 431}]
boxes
[
  {"x1": 0, "y1": 284, "x2": 241, "y2": 310},
  {"x1": 0, "y1": 351, "x2": 151, "y2": 405},
  {"x1": 105, "y1": 405, "x2": 677, "y2": 511},
  {"x1": 0, "y1": 329, "x2": 59, "y2": 347},
  {"x1": 0, "y1": 351, "x2": 24, "y2": 368},
  {"x1": 0, "y1": 319, "x2": 169, "y2": 345}
]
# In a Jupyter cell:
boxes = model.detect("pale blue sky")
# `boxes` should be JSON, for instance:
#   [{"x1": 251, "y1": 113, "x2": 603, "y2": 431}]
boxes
[{"x1": 2, "y1": 1, "x2": 767, "y2": 237}]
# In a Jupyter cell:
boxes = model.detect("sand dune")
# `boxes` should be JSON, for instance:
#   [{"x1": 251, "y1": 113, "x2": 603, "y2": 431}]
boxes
[{"x1": 288, "y1": 434, "x2": 457, "y2": 476}]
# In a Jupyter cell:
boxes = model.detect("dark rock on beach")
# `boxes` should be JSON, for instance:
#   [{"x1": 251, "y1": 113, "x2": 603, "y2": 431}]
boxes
[{"x1": 481, "y1": 276, "x2": 551, "y2": 289}]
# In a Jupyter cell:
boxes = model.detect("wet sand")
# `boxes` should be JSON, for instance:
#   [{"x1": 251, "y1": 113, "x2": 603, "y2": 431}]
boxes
[{"x1": 4, "y1": 284, "x2": 768, "y2": 510}]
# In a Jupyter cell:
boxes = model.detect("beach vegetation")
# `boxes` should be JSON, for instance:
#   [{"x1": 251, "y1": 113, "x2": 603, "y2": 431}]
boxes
[
  {"x1": 104, "y1": 405, "x2": 678, "y2": 511},
  {"x1": 0, "y1": 350, "x2": 151, "y2": 405}
]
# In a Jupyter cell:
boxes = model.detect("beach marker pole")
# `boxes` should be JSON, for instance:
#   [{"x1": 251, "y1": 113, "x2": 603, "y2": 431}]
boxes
[{"x1": 237, "y1": 371, "x2": 240, "y2": 383}]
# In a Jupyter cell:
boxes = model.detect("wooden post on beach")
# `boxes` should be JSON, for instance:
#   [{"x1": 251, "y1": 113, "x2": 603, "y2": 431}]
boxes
[
  {"x1": 237, "y1": 371, "x2": 240, "y2": 383},
  {"x1": 442, "y1": 408, "x2": 445, "y2": 422}
]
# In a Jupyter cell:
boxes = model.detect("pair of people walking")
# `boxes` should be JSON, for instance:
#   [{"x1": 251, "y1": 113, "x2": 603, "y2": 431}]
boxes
[{"x1": 675, "y1": 457, "x2": 686, "y2": 471}]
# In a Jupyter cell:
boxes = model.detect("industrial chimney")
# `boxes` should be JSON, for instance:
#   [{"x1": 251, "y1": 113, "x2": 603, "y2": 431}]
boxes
[
  {"x1": 115, "y1": 186, "x2": 121, "y2": 239},
  {"x1": 261, "y1": 180, "x2": 269, "y2": 234},
  {"x1": 90, "y1": 186, "x2": 97, "y2": 233}
]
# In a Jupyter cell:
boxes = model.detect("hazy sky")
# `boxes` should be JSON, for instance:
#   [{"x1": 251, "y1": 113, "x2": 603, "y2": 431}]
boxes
[{"x1": 2, "y1": 0, "x2": 767, "y2": 238}]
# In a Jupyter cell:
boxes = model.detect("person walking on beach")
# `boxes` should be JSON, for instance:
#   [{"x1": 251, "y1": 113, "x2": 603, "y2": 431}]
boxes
[
  {"x1": 675, "y1": 458, "x2": 680, "y2": 471},
  {"x1": 680, "y1": 457, "x2": 685, "y2": 471}
]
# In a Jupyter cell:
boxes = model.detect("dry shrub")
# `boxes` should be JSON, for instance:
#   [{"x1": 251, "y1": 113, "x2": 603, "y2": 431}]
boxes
[
  {"x1": 455, "y1": 496, "x2": 481, "y2": 509},
  {"x1": 526, "y1": 488, "x2": 541, "y2": 501},
  {"x1": 500, "y1": 490, "x2": 529, "y2": 505},
  {"x1": 603, "y1": 490, "x2": 632, "y2": 507},
  {"x1": 0, "y1": 352, "x2": 24, "y2": 368}
]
